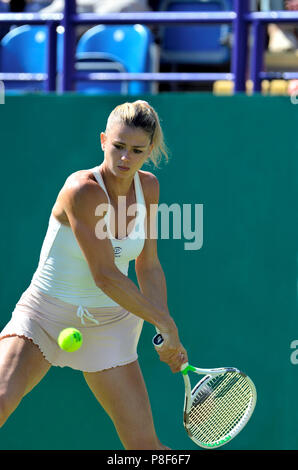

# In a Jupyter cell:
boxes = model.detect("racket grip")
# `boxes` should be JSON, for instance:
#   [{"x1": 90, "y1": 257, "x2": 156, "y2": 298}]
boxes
[
  {"x1": 152, "y1": 329, "x2": 189, "y2": 371},
  {"x1": 152, "y1": 332, "x2": 164, "y2": 349}
]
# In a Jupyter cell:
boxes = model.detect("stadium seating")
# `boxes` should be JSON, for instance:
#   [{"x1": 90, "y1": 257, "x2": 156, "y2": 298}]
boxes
[
  {"x1": 158, "y1": 0, "x2": 231, "y2": 65},
  {"x1": 0, "y1": 23, "x2": 155, "y2": 94},
  {"x1": 75, "y1": 52, "x2": 129, "y2": 94},
  {"x1": 0, "y1": 2, "x2": 233, "y2": 93},
  {"x1": 76, "y1": 24, "x2": 156, "y2": 94},
  {"x1": 0, "y1": 25, "x2": 63, "y2": 92}
]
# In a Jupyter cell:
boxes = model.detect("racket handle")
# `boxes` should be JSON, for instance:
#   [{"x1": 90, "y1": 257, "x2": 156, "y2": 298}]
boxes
[
  {"x1": 152, "y1": 330, "x2": 189, "y2": 372},
  {"x1": 152, "y1": 332, "x2": 163, "y2": 349}
]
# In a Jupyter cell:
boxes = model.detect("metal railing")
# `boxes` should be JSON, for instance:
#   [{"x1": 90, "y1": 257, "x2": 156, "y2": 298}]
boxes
[
  {"x1": 0, "y1": 13, "x2": 61, "y2": 91},
  {"x1": 248, "y1": 10, "x2": 298, "y2": 92},
  {"x1": 0, "y1": 0, "x2": 298, "y2": 93}
]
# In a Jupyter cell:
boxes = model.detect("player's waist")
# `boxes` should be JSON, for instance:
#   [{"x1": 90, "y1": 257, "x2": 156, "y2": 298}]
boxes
[
  {"x1": 18, "y1": 284, "x2": 129, "y2": 327},
  {"x1": 30, "y1": 274, "x2": 120, "y2": 308}
]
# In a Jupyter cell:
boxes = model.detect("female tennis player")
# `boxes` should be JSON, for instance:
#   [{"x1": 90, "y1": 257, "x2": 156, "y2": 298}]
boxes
[{"x1": 0, "y1": 100, "x2": 188, "y2": 450}]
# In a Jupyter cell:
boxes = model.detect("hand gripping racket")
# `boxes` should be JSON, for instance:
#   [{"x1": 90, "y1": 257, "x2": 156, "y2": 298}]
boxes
[{"x1": 153, "y1": 332, "x2": 257, "y2": 449}]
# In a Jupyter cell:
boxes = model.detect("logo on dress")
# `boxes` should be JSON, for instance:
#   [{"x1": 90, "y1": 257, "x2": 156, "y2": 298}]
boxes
[{"x1": 114, "y1": 246, "x2": 122, "y2": 257}]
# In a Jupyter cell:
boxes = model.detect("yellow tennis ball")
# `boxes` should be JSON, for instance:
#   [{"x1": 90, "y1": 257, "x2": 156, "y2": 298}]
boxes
[{"x1": 57, "y1": 328, "x2": 83, "y2": 352}]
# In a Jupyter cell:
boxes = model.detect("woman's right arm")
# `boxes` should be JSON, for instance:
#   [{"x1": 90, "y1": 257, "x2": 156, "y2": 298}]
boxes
[{"x1": 61, "y1": 175, "x2": 178, "y2": 336}]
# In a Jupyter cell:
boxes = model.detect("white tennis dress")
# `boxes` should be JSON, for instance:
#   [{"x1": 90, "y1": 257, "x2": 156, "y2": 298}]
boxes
[{"x1": 0, "y1": 166, "x2": 147, "y2": 372}]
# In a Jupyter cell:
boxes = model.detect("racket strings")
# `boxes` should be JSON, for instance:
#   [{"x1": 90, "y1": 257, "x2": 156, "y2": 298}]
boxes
[
  {"x1": 190, "y1": 379, "x2": 250, "y2": 436},
  {"x1": 189, "y1": 388, "x2": 246, "y2": 440},
  {"x1": 189, "y1": 376, "x2": 251, "y2": 439},
  {"x1": 187, "y1": 373, "x2": 254, "y2": 444}
]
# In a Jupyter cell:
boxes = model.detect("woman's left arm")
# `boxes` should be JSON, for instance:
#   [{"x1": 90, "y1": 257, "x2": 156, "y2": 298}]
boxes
[
  {"x1": 135, "y1": 172, "x2": 188, "y2": 372},
  {"x1": 136, "y1": 250, "x2": 169, "y2": 315},
  {"x1": 135, "y1": 173, "x2": 168, "y2": 313}
]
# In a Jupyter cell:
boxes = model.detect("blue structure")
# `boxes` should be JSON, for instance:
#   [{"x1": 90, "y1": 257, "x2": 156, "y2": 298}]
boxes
[
  {"x1": 76, "y1": 24, "x2": 155, "y2": 94},
  {"x1": 1, "y1": 25, "x2": 49, "y2": 91},
  {"x1": 75, "y1": 52, "x2": 128, "y2": 95},
  {"x1": 0, "y1": 0, "x2": 298, "y2": 93},
  {"x1": 159, "y1": 0, "x2": 231, "y2": 65},
  {"x1": 0, "y1": 24, "x2": 62, "y2": 91}
]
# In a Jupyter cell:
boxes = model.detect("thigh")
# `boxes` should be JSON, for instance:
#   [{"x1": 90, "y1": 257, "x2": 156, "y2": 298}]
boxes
[
  {"x1": 83, "y1": 361, "x2": 164, "y2": 450},
  {"x1": 0, "y1": 335, "x2": 51, "y2": 405}
]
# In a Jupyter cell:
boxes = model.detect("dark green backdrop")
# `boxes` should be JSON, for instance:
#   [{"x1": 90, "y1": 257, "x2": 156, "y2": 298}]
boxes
[{"x1": 0, "y1": 93, "x2": 297, "y2": 450}]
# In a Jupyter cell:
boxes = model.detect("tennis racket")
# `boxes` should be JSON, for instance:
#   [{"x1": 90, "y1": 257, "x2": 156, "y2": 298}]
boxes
[{"x1": 153, "y1": 332, "x2": 257, "y2": 449}]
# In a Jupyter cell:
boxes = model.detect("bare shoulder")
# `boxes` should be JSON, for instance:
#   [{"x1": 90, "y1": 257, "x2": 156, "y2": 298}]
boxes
[
  {"x1": 65, "y1": 170, "x2": 107, "y2": 205},
  {"x1": 54, "y1": 170, "x2": 108, "y2": 222},
  {"x1": 138, "y1": 170, "x2": 160, "y2": 205}
]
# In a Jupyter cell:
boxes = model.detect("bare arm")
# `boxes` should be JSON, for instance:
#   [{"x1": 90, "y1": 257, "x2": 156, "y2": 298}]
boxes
[
  {"x1": 135, "y1": 177, "x2": 169, "y2": 315},
  {"x1": 61, "y1": 174, "x2": 176, "y2": 333},
  {"x1": 135, "y1": 174, "x2": 188, "y2": 372}
]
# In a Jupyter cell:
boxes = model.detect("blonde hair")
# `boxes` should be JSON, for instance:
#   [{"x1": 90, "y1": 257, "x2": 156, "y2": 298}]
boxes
[{"x1": 105, "y1": 100, "x2": 169, "y2": 167}]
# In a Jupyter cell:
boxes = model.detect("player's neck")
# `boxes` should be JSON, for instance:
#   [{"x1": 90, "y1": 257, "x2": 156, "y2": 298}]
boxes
[{"x1": 99, "y1": 164, "x2": 135, "y2": 201}]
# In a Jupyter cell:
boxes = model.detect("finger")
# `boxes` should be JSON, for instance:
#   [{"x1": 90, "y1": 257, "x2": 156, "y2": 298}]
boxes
[
  {"x1": 166, "y1": 355, "x2": 185, "y2": 372},
  {"x1": 173, "y1": 351, "x2": 188, "y2": 371},
  {"x1": 158, "y1": 349, "x2": 186, "y2": 366},
  {"x1": 170, "y1": 362, "x2": 183, "y2": 373}
]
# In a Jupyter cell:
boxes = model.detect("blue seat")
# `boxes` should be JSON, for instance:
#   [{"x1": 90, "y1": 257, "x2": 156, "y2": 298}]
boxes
[
  {"x1": 0, "y1": 25, "x2": 63, "y2": 92},
  {"x1": 76, "y1": 25, "x2": 155, "y2": 94},
  {"x1": 0, "y1": 1, "x2": 9, "y2": 12},
  {"x1": 75, "y1": 52, "x2": 129, "y2": 95},
  {"x1": 159, "y1": 0, "x2": 231, "y2": 65},
  {"x1": 24, "y1": 2, "x2": 52, "y2": 12},
  {"x1": 0, "y1": 24, "x2": 155, "y2": 94}
]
